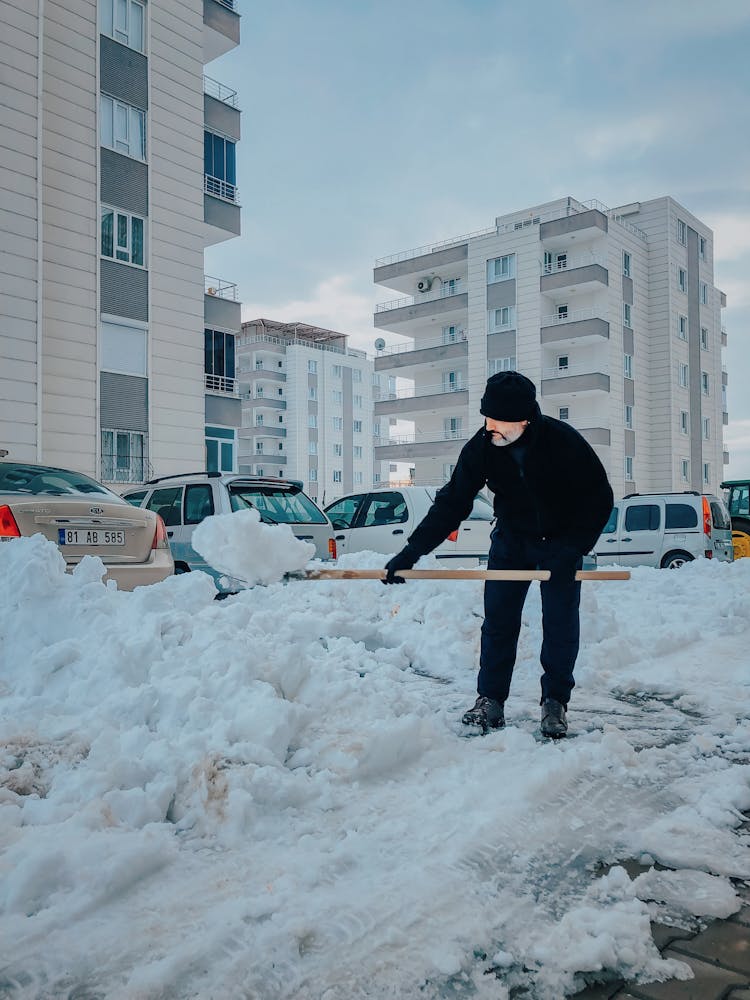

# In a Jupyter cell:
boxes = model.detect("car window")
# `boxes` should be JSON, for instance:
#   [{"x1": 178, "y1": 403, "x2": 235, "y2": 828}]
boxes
[
  {"x1": 146, "y1": 487, "x2": 184, "y2": 527},
  {"x1": 601, "y1": 507, "x2": 618, "y2": 534},
  {"x1": 123, "y1": 490, "x2": 147, "y2": 507},
  {"x1": 468, "y1": 495, "x2": 494, "y2": 521},
  {"x1": 624, "y1": 504, "x2": 660, "y2": 532},
  {"x1": 360, "y1": 492, "x2": 408, "y2": 527},
  {"x1": 728, "y1": 485, "x2": 749, "y2": 517},
  {"x1": 184, "y1": 484, "x2": 214, "y2": 525},
  {"x1": 710, "y1": 500, "x2": 731, "y2": 530},
  {"x1": 228, "y1": 484, "x2": 327, "y2": 524},
  {"x1": 0, "y1": 462, "x2": 115, "y2": 497},
  {"x1": 665, "y1": 503, "x2": 698, "y2": 529},
  {"x1": 325, "y1": 495, "x2": 366, "y2": 529}
]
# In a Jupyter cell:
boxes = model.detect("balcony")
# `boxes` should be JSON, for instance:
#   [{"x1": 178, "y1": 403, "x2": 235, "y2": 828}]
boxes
[
  {"x1": 374, "y1": 381, "x2": 469, "y2": 418},
  {"x1": 540, "y1": 253, "x2": 608, "y2": 294},
  {"x1": 204, "y1": 75, "x2": 241, "y2": 141},
  {"x1": 374, "y1": 287, "x2": 468, "y2": 331},
  {"x1": 205, "y1": 275, "x2": 240, "y2": 329},
  {"x1": 238, "y1": 362, "x2": 287, "y2": 382},
  {"x1": 241, "y1": 393, "x2": 287, "y2": 410},
  {"x1": 541, "y1": 364, "x2": 610, "y2": 398},
  {"x1": 238, "y1": 425, "x2": 287, "y2": 439},
  {"x1": 374, "y1": 431, "x2": 468, "y2": 462},
  {"x1": 540, "y1": 308, "x2": 610, "y2": 347},
  {"x1": 204, "y1": 174, "x2": 241, "y2": 245},
  {"x1": 374, "y1": 335, "x2": 468, "y2": 373},
  {"x1": 374, "y1": 242, "x2": 471, "y2": 294},
  {"x1": 203, "y1": 0, "x2": 240, "y2": 63},
  {"x1": 204, "y1": 374, "x2": 239, "y2": 396},
  {"x1": 575, "y1": 427, "x2": 611, "y2": 447}
]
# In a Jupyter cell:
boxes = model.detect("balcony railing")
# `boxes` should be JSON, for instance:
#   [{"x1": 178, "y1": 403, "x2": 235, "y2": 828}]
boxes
[
  {"x1": 542, "y1": 252, "x2": 607, "y2": 273},
  {"x1": 375, "y1": 286, "x2": 465, "y2": 314},
  {"x1": 213, "y1": 0, "x2": 236, "y2": 9},
  {"x1": 541, "y1": 307, "x2": 603, "y2": 326},
  {"x1": 376, "y1": 332, "x2": 468, "y2": 355},
  {"x1": 203, "y1": 74, "x2": 238, "y2": 107},
  {"x1": 205, "y1": 374, "x2": 238, "y2": 395},
  {"x1": 375, "y1": 429, "x2": 466, "y2": 446},
  {"x1": 380, "y1": 381, "x2": 468, "y2": 400},
  {"x1": 542, "y1": 363, "x2": 609, "y2": 379},
  {"x1": 204, "y1": 174, "x2": 239, "y2": 203},
  {"x1": 205, "y1": 275, "x2": 239, "y2": 299},
  {"x1": 375, "y1": 227, "x2": 496, "y2": 267}
]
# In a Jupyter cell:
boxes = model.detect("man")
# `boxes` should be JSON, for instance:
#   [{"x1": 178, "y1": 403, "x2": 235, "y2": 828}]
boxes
[{"x1": 383, "y1": 371, "x2": 613, "y2": 738}]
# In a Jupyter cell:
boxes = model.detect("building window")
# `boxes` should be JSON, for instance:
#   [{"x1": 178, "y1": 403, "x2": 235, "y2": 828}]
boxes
[
  {"x1": 353, "y1": 420, "x2": 363, "y2": 433},
  {"x1": 624, "y1": 456, "x2": 634, "y2": 481},
  {"x1": 443, "y1": 325, "x2": 465, "y2": 343},
  {"x1": 487, "y1": 254, "x2": 515, "y2": 282},
  {"x1": 352, "y1": 368, "x2": 362, "y2": 382},
  {"x1": 333, "y1": 443, "x2": 342, "y2": 456},
  {"x1": 703, "y1": 462, "x2": 710, "y2": 485},
  {"x1": 442, "y1": 277, "x2": 462, "y2": 296},
  {"x1": 354, "y1": 471, "x2": 363, "y2": 485},
  {"x1": 100, "y1": 95, "x2": 145, "y2": 160},
  {"x1": 624, "y1": 353, "x2": 633, "y2": 379},
  {"x1": 557, "y1": 355, "x2": 569, "y2": 372},
  {"x1": 373, "y1": 472, "x2": 381, "y2": 484},
  {"x1": 622, "y1": 251, "x2": 631, "y2": 277},
  {"x1": 332, "y1": 416, "x2": 343, "y2": 431},
  {"x1": 204, "y1": 131, "x2": 236, "y2": 200},
  {"x1": 699, "y1": 236, "x2": 706, "y2": 260},
  {"x1": 681, "y1": 459, "x2": 689, "y2": 482},
  {"x1": 678, "y1": 315, "x2": 688, "y2": 340},
  {"x1": 205, "y1": 426, "x2": 235, "y2": 474},
  {"x1": 677, "y1": 219, "x2": 687, "y2": 245},
  {"x1": 309, "y1": 468, "x2": 317, "y2": 482},
  {"x1": 353, "y1": 445, "x2": 362, "y2": 458},
  {"x1": 558, "y1": 407, "x2": 569, "y2": 421},
  {"x1": 332, "y1": 364, "x2": 342, "y2": 377},
  {"x1": 702, "y1": 371, "x2": 710, "y2": 395},
  {"x1": 353, "y1": 394, "x2": 363, "y2": 408},
  {"x1": 488, "y1": 356, "x2": 516, "y2": 375},
  {"x1": 488, "y1": 306, "x2": 515, "y2": 332},
  {"x1": 204, "y1": 329, "x2": 235, "y2": 384},
  {"x1": 623, "y1": 303, "x2": 632, "y2": 328},
  {"x1": 307, "y1": 359, "x2": 317, "y2": 374},
  {"x1": 101, "y1": 320, "x2": 147, "y2": 376},
  {"x1": 308, "y1": 386, "x2": 317, "y2": 400},
  {"x1": 332, "y1": 389, "x2": 343, "y2": 404},
  {"x1": 308, "y1": 441, "x2": 317, "y2": 455},
  {"x1": 700, "y1": 282, "x2": 709, "y2": 305},
  {"x1": 678, "y1": 268, "x2": 687, "y2": 292},
  {"x1": 679, "y1": 363, "x2": 689, "y2": 388},
  {"x1": 680, "y1": 410, "x2": 689, "y2": 435},
  {"x1": 557, "y1": 304, "x2": 568, "y2": 321},
  {"x1": 101, "y1": 0, "x2": 145, "y2": 52},
  {"x1": 333, "y1": 470, "x2": 342, "y2": 483},
  {"x1": 308, "y1": 415, "x2": 317, "y2": 428},
  {"x1": 703, "y1": 416, "x2": 710, "y2": 440},
  {"x1": 700, "y1": 326, "x2": 709, "y2": 350},
  {"x1": 101, "y1": 429, "x2": 146, "y2": 483},
  {"x1": 101, "y1": 207, "x2": 145, "y2": 266},
  {"x1": 624, "y1": 404, "x2": 633, "y2": 429}
]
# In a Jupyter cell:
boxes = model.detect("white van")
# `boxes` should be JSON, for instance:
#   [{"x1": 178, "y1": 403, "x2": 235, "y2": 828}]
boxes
[{"x1": 594, "y1": 492, "x2": 733, "y2": 569}]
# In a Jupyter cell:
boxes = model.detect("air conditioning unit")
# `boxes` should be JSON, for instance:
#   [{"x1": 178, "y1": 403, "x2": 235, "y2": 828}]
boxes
[{"x1": 417, "y1": 277, "x2": 433, "y2": 292}]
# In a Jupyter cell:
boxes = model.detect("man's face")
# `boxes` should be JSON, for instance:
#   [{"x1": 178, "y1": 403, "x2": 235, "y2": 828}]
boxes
[{"x1": 485, "y1": 417, "x2": 529, "y2": 447}]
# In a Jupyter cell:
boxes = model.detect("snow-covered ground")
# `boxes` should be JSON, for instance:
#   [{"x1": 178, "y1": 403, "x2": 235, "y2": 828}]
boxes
[{"x1": 1, "y1": 536, "x2": 749, "y2": 1000}]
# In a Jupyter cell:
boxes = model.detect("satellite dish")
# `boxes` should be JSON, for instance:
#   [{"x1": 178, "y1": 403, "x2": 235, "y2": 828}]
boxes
[{"x1": 374, "y1": 338, "x2": 386, "y2": 351}]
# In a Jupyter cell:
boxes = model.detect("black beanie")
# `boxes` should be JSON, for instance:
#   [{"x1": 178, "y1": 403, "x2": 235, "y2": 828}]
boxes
[{"x1": 480, "y1": 371, "x2": 537, "y2": 421}]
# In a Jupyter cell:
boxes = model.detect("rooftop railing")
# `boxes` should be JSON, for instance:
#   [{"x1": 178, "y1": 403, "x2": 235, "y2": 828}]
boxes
[{"x1": 237, "y1": 333, "x2": 366, "y2": 358}]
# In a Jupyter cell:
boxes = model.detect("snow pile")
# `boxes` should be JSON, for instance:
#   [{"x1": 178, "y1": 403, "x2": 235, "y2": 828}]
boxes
[
  {"x1": 191, "y1": 507, "x2": 315, "y2": 585},
  {"x1": 1, "y1": 536, "x2": 749, "y2": 999}
]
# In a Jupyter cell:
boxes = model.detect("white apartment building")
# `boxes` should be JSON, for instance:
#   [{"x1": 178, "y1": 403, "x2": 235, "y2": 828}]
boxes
[
  {"x1": 1, "y1": 0, "x2": 242, "y2": 485},
  {"x1": 373, "y1": 196, "x2": 728, "y2": 500},
  {"x1": 236, "y1": 319, "x2": 380, "y2": 505}
]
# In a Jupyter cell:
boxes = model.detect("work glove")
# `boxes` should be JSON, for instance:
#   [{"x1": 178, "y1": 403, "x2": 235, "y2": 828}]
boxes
[{"x1": 383, "y1": 544, "x2": 419, "y2": 584}]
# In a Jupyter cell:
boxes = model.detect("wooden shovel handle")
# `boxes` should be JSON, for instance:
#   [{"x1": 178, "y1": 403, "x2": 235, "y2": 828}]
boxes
[{"x1": 303, "y1": 568, "x2": 630, "y2": 581}]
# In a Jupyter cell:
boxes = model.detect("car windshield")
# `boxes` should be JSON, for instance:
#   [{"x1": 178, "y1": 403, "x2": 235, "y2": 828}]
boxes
[
  {"x1": 0, "y1": 462, "x2": 116, "y2": 497},
  {"x1": 228, "y1": 483, "x2": 327, "y2": 524}
]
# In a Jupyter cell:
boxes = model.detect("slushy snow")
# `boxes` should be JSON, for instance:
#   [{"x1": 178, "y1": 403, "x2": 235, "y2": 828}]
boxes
[
  {"x1": 1, "y1": 535, "x2": 749, "y2": 999},
  {"x1": 191, "y1": 508, "x2": 316, "y2": 585}
]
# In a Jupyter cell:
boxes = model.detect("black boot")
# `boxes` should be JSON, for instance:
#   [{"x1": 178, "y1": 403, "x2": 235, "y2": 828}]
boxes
[
  {"x1": 462, "y1": 696, "x2": 504, "y2": 732},
  {"x1": 541, "y1": 698, "x2": 568, "y2": 738}
]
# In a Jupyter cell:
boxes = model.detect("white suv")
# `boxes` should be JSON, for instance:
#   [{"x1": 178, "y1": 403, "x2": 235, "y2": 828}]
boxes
[{"x1": 594, "y1": 491, "x2": 733, "y2": 569}]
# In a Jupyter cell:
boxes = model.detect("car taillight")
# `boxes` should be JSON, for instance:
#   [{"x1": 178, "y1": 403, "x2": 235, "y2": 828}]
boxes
[
  {"x1": 702, "y1": 496, "x2": 711, "y2": 537},
  {"x1": 0, "y1": 505, "x2": 21, "y2": 538},
  {"x1": 705, "y1": 549, "x2": 713, "y2": 559},
  {"x1": 152, "y1": 514, "x2": 169, "y2": 550},
  {"x1": 328, "y1": 537, "x2": 337, "y2": 560},
  {"x1": 446, "y1": 529, "x2": 459, "y2": 542}
]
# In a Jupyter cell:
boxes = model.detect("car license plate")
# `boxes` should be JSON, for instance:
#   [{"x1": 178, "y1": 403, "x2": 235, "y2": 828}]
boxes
[{"x1": 58, "y1": 528, "x2": 125, "y2": 546}]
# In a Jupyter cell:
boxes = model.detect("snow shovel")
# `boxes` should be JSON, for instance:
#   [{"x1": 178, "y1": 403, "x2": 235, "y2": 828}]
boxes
[{"x1": 301, "y1": 568, "x2": 630, "y2": 581}]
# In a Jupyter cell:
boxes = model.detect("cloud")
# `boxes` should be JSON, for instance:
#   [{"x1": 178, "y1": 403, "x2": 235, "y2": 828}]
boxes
[
  {"x1": 724, "y1": 420, "x2": 750, "y2": 481},
  {"x1": 704, "y1": 213, "x2": 750, "y2": 262},
  {"x1": 581, "y1": 115, "x2": 665, "y2": 162}
]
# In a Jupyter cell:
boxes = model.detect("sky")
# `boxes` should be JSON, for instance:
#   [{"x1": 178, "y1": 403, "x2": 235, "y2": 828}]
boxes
[
  {"x1": 2, "y1": 534, "x2": 749, "y2": 997},
  {"x1": 204, "y1": 0, "x2": 750, "y2": 479}
]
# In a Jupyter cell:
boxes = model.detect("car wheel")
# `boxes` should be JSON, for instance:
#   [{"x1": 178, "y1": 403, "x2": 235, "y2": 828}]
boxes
[{"x1": 660, "y1": 551, "x2": 693, "y2": 569}]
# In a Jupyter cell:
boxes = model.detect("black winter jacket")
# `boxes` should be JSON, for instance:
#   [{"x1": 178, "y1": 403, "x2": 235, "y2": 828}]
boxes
[{"x1": 407, "y1": 404, "x2": 614, "y2": 558}]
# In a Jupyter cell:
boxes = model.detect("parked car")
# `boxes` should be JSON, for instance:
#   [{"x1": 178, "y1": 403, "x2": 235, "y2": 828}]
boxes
[
  {"x1": 0, "y1": 460, "x2": 173, "y2": 589},
  {"x1": 593, "y1": 491, "x2": 733, "y2": 569},
  {"x1": 324, "y1": 486, "x2": 495, "y2": 567},
  {"x1": 123, "y1": 472, "x2": 336, "y2": 591}
]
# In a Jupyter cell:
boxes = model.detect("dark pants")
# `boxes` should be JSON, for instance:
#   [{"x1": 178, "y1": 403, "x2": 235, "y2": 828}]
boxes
[{"x1": 478, "y1": 530, "x2": 582, "y2": 707}]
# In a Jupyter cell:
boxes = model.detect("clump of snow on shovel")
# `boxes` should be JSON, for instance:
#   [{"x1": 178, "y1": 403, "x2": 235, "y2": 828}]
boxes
[{"x1": 192, "y1": 508, "x2": 315, "y2": 586}]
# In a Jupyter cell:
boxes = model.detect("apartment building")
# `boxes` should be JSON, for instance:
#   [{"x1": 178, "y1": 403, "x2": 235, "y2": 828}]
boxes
[
  {"x1": 373, "y1": 196, "x2": 728, "y2": 500},
  {"x1": 236, "y1": 319, "x2": 379, "y2": 504},
  {"x1": 1, "y1": 0, "x2": 242, "y2": 485}
]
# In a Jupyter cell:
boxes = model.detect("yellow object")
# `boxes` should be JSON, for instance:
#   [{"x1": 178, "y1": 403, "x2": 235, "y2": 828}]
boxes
[{"x1": 732, "y1": 530, "x2": 750, "y2": 560}]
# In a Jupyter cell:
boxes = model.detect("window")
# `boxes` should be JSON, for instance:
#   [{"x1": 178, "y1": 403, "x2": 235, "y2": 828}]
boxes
[
  {"x1": 679, "y1": 363, "x2": 689, "y2": 388},
  {"x1": 100, "y1": 95, "x2": 145, "y2": 159},
  {"x1": 624, "y1": 456, "x2": 634, "y2": 482},
  {"x1": 543, "y1": 252, "x2": 567, "y2": 273},
  {"x1": 145, "y1": 486, "x2": 183, "y2": 526},
  {"x1": 665, "y1": 503, "x2": 698, "y2": 529},
  {"x1": 624, "y1": 354, "x2": 633, "y2": 379},
  {"x1": 204, "y1": 131, "x2": 236, "y2": 193},
  {"x1": 101, "y1": 320, "x2": 147, "y2": 376},
  {"x1": 353, "y1": 394, "x2": 363, "y2": 407},
  {"x1": 624, "y1": 504, "x2": 660, "y2": 531},
  {"x1": 442, "y1": 277, "x2": 462, "y2": 296},
  {"x1": 308, "y1": 415, "x2": 317, "y2": 428},
  {"x1": 488, "y1": 356, "x2": 516, "y2": 374},
  {"x1": 333, "y1": 470, "x2": 342, "y2": 483},
  {"x1": 703, "y1": 416, "x2": 710, "y2": 440},
  {"x1": 700, "y1": 327, "x2": 709, "y2": 350},
  {"x1": 307, "y1": 359, "x2": 317, "y2": 374},
  {"x1": 680, "y1": 410, "x2": 689, "y2": 435},
  {"x1": 373, "y1": 473, "x2": 381, "y2": 484},
  {"x1": 101, "y1": 429, "x2": 146, "y2": 483},
  {"x1": 353, "y1": 445, "x2": 362, "y2": 458},
  {"x1": 557, "y1": 304, "x2": 568, "y2": 321},
  {"x1": 308, "y1": 441, "x2": 317, "y2": 455},
  {"x1": 308, "y1": 386, "x2": 317, "y2": 400},
  {"x1": 601, "y1": 507, "x2": 618, "y2": 534},
  {"x1": 678, "y1": 315, "x2": 688, "y2": 340},
  {"x1": 353, "y1": 420, "x2": 363, "y2": 433},
  {"x1": 361, "y1": 492, "x2": 408, "y2": 527},
  {"x1": 623, "y1": 303, "x2": 632, "y2": 328},
  {"x1": 700, "y1": 282, "x2": 709, "y2": 305},
  {"x1": 443, "y1": 325, "x2": 464, "y2": 343},
  {"x1": 332, "y1": 364, "x2": 342, "y2": 377},
  {"x1": 558, "y1": 407, "x2": 569, "y2": 421},
  {"x1": 333, "y1": 442, "x2": 342, "y2": 456},
  {"x1": 309, "y1": 468, "x2": 317, "y2": 482},
  {"x1": 489, "y1": 306, "x2": 515, "y2": 332},
  {"x1": 326, "y1": 495, "x2": 366, "y2": 529},
  {"x1": 444, "y1": 416, "x2": 463, "y2": 439},
  {"x1": 702, "y1": 371, "x2": 710, "y2": 395},
  {"x1": 443, "y1": 371, "x2": 463, "y2": 391},
  {"x1": 681, "y1": 459, "x2": 689, "y2": 482},
  {"x1": 677, "y1": 219, "x2": 687, "y2": 245},
  {"x1": 101, "y1": 0, "x2": 145, "y2": 51},
  {"x1": 699, "y1": 236, "x2": 706, "y2": 260},
  {"x1": 184, "y1": 485, "x2": 214, "y2": 525},
  {"x1": 624, "y1": 404, "x2": 633, "y2": 429},
  {"x1": 101, "y1": 207, "x2": 144, "y2": 266},
  {"x1": 352, "y1": 368, "x2": 362, "y2": 382},
  {"x1": 622, "y1": 251, "x2": 631, "y2": 277},
  {"x1": 557, "y1": 355, "x2": 569, "y2": 371},
  {"x1": 332, "y1": 389, "x2": 343, "y2": 404},
  {"x1": 354, "y1": 472, "x2": 363, "y2": 485},
  {"x1": 332, "y1": 416, "x2": 343, "y2": 431},
  {"x1": 487, "y1": 254, "x2": 515, "y2": 282},
  {"x1": 678, "y1": 268, "x2": 687, "y2": 292},
  {"x1": 204, "y1": 329, "x2": 235, "y2": 380},
  {"x1": 205, "y1": 426, "x2": 235, "y2": 473},
  {"x1": 703, "y1": 462, "x2": 710, "y2": 485}
]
